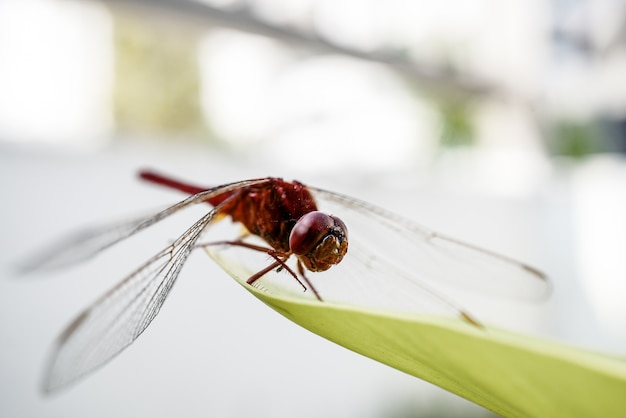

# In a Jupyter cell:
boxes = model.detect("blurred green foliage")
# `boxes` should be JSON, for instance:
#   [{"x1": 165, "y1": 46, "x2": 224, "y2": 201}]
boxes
[
  {"x1": 113, "y1": 12, "x2": 209, "y2": 140},
  {"x1": 550, "y1": 121, "x2": 597, "y2": 158},
  {"x1": 437, "y1": 100, "x2": 475, "y2": 148}
]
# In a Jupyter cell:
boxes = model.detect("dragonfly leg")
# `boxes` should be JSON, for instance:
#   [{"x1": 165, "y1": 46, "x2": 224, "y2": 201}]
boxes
[
  {"x1": 198, "y1": 240, "x2": 316, "y2": 296},
  {"x1": 196, "y1": 239, "x2": 274, "y2": 254},
  {"x1": 245, "y1": 259, "x2": 283, "y2": 285},
  {"x1": 296, "y1": 260, "x2": 323, "y2": 301}
]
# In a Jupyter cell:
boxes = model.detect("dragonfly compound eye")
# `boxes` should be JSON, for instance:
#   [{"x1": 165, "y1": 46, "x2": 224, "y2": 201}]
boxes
[{"x1": 290, "y1": 211, "x2": 348, "y2": 272}]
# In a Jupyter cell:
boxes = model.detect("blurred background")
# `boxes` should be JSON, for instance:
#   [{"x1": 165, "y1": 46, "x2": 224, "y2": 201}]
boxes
[{"x1": 1, "y1": 0, "x2": 626, "y2": 416}]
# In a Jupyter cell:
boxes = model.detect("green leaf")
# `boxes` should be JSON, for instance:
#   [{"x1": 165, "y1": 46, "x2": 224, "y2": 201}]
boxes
[{"x1": 207, "y1": 250, "x2": 626, "y2": 417}]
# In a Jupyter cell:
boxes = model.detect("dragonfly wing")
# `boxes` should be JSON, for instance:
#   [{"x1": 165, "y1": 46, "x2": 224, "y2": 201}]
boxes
[
  {"x1": 310, "y1": 187, "x2": 550, "y2": 305},
  {"x1": 20, "y1": 179, "x2": 269, "y2": 274},
  {"x1": 19, "y1": 215, "x2": 153, "y2": 273},
  {"x1": 43, "y1": 209, "x2": 218, "y2": 393}
]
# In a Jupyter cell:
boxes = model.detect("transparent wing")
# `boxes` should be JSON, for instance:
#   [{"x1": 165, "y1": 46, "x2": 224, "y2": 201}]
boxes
[
  {"x1": 306, "y1": 186, "x2": 550, "y2": 317},
  {"x1": 38, "y1": 178, "x2": 270, "y2": 392},
  {"x1": 18, "y1": 215, "x2": 153, "y2": 273},
  {"x1": 19, "y1": 178, "x2": 268, "y2": 273},
  {"x1": 43, "y1": 209, "x2": 217, "y2": 393}
]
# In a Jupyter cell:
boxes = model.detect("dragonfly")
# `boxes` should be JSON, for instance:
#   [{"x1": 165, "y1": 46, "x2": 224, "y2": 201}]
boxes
[{"x1": 25, "y1": 170, "x2": 550, "y2": 393}]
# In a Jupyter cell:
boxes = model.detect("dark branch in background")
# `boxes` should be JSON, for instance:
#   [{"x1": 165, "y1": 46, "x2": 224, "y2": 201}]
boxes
[{"x1": 98, "y1": 0, "x2": 499, "y2": 100}]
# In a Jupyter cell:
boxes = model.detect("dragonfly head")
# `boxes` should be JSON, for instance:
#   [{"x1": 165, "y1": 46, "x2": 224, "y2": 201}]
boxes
[{"x1": 290, "y1": 211, "x2": 348, "y2": 272}]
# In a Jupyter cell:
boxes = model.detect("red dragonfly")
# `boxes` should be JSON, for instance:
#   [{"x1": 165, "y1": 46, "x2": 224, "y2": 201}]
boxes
[{"x1": 26, "y1": 170, "x2": 549, "y2": 392}]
